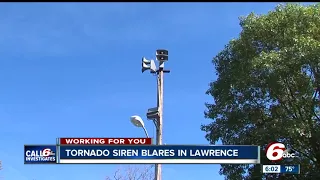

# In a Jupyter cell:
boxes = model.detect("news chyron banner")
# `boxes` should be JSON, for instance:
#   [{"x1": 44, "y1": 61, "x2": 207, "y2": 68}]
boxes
[{"x1": 24, "y1": 138, "x2": 260, "y2": 164}]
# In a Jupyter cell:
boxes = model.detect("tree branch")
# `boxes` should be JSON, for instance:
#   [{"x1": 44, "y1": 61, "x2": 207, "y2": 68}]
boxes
[{"x1": 106, "y1": 165, "x2": 154, "y2": 180}]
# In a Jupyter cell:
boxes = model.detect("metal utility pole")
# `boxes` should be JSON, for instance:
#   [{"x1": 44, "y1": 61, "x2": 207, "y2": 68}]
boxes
[
  {"x1": 155, "y1": 66, "x2": 164, "y2": 180},
  {"x1": 141, "y1": 49, "x2": 169, "y2": 180}
]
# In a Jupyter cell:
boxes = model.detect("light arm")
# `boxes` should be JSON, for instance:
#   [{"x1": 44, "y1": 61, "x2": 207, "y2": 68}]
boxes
[{"x1": 142, "y1": 126, "x2": 149, "y2": 138}]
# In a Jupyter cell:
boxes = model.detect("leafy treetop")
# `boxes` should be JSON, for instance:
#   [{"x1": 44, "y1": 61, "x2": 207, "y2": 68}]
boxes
[{"x1": 202, "y1": 3, "x2": 320, "y2": 180}]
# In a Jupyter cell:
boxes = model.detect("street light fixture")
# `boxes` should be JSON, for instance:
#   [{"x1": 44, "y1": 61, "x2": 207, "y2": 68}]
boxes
[{"x1": 130, "y1": 115, "x2": 149, "y2": 138}]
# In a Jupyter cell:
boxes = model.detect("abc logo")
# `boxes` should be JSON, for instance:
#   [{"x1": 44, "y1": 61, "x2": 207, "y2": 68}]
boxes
[
  {"x1": 266, "y1": 142, "x2": 295, "y2": 161},
  {"x1": 282, "y1": 152, "x2": 295, "y2": 158}
]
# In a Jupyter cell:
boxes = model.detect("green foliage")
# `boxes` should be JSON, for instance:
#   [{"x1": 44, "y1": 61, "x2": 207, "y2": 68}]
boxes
[{"x1": 202, "y1": 3, "x2": 320, "y2": 179}]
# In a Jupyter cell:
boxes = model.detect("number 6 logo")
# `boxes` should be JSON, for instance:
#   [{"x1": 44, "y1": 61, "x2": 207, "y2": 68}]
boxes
[
  {"x1": 42, "y1": 148, "x2": 51, "y2": 157},
  {"x1": 266, "y1": 142, "x2": 285, "y2": 161}
]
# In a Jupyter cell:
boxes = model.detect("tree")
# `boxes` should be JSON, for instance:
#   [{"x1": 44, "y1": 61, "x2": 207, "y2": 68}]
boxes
[
  {"x1": 106, "y1": 165, "x2": 154, "y2": 180},
  {"x1": 202, "y1": 3, "x2": 320, "y2": 180}
]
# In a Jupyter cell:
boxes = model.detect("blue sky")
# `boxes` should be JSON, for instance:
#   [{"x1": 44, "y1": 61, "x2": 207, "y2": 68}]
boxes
[{"x1": 0, "y1": 2, "x2": 290, "y2": 180}]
